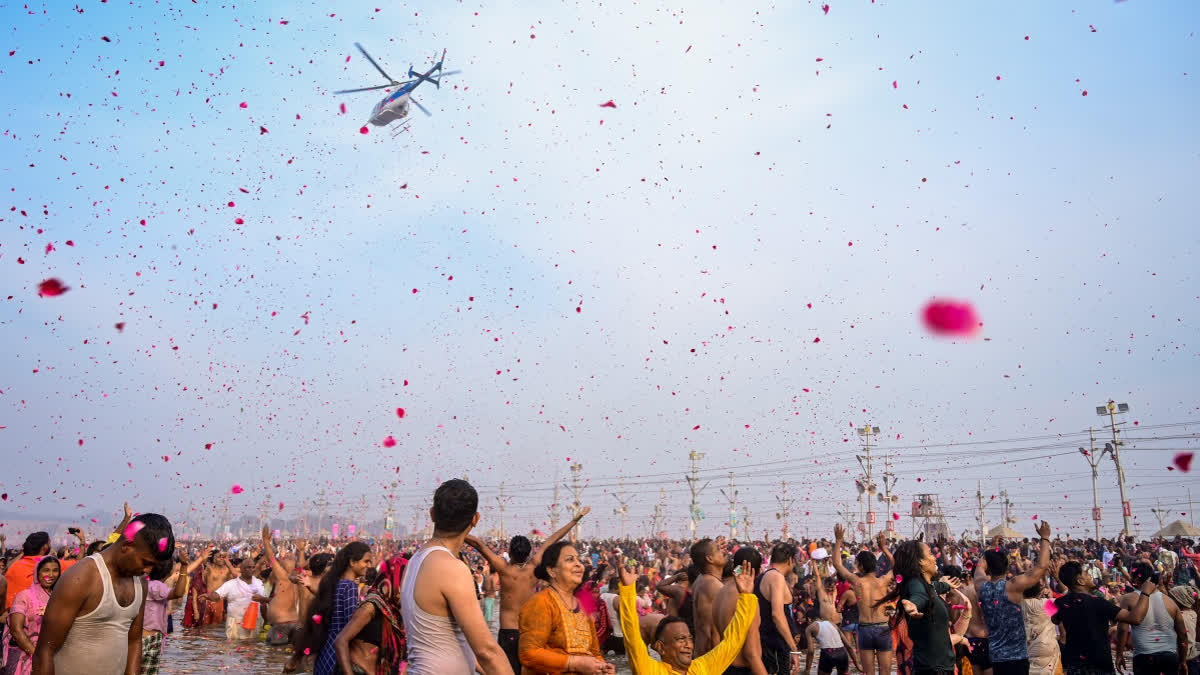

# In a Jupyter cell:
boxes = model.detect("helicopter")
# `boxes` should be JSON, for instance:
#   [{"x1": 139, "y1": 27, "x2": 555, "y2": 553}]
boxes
[{"x1": 334, "y1": 43, "x2": 460, "y2": 134}]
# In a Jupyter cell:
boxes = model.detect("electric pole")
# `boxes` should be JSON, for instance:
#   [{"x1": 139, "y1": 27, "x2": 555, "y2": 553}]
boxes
[
  {"x1": 1079, "y1": 429, "x2": 1107, "y2": 541},
  {"x1": 564, "y1": 463, "x2": 584, "y2": 537},
  {"x1": 975, "y1": 482, "x2": 995, "y2": 540},
  {"x1": 719, "y1": 472, "x2": 739, "y2": 539},
  {"x1": 549, "y1": 482, "x2": 562, "y2": 529},
  {"x1": 651, "y1": 489, "x2": 667, "y2": 538},
  {"x1": 743, "y1": 506, "x2": 754, "y2": 538},
  {"x1": 775, "y1": 480, "x2": 794, "y2": 541},
  {"x1": 1150, "y1": 497, "x2": 1168, "y2": 531},
  {"x1": 881, "y1": 457, "x2": 899, "y2": 535},
  {"x1": 612, "y1": 476, "x2": 630, "y2": 539},
  {"x1": 1097, "y1": 400, "x2": 1133, "y2": 538},
  {"x1": 685, "y1": 451, "x2": 709, "y2": 538},
  {"x1": 857, "y1": 424, "x2": 881, "y2": 538},
  {"x1": 496, "y1": 483, "x2": 512, "y2": 541},
  {"x1": 313, "y1": 489, "x2": 329, "y2": 537}
]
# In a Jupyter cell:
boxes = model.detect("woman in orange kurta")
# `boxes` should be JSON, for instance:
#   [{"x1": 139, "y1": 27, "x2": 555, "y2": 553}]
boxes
[{"x1": 518, "y1": 541, "x2": 614, "y2": 675}]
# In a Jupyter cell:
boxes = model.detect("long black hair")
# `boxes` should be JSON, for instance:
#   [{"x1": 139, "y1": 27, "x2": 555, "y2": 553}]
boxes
[
  {"x1": 534, "y1": 541, "x2": 573, "y2": 583},
  {"x1": 298, "y1": 541, "x2": 371, "y2": 654},
  {"x1": 875, "y1": 540, "x2": 936, "y2": 617}
]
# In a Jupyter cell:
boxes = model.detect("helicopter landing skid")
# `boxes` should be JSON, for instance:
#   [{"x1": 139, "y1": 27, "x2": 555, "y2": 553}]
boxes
[{"x1": 390, "y1": 119, "x2": 412, "y2": 138}]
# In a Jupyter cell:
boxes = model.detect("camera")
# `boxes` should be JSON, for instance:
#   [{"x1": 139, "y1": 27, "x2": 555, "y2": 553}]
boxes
[{"x1": 68, "y1": 527, "x2": 81, "y2": 535}]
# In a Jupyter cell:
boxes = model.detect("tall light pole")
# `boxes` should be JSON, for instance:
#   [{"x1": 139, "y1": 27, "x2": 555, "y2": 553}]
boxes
[
  {"x1": 1097, "y1": 400, "x2": 1132, "y2": 537},
  {"x1": 719, "y1": 472, "x2": 739, "y2": 539},
  {"x1": 975, "y1": 482, "x2": 994, "y2": 540},
  {"x1": 775, "y1": 480, "x2": 794, "y2": 540},
  {"x1": 612, "y1": 476, "x2": 630, "y2": 539},
  {"x1": 857, "y1": 424, "x2": 881, "y2": 538},
  {"x1": 565, "y1": 463, "x2": 584, "y2": 537},
  {"x1": 685, "y1": 451, "x2": 709, "y2": 538},
  {"x1": 1079, "y1": 428, "x2": 1109, "y2": 541}
]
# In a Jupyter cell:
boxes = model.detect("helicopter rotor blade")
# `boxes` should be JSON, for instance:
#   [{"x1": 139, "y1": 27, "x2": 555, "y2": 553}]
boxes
[
  {"x1": 410, "y1": 97, "x2": 432, "y2": 117},
  {"x1": 354, "y1": 42, "x2": 395, "y2": 84},
  {"x1": 437, "y1": 69, "x2": 462, "y2": 78},
  {"x1": 333, "y1": 84, "x2": 395, "y2": 94}
]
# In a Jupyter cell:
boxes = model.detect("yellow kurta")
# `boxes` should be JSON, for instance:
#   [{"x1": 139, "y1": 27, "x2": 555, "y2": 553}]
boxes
[{"x1": 619, "y1": 583, "x2": 757, "y2": 675}]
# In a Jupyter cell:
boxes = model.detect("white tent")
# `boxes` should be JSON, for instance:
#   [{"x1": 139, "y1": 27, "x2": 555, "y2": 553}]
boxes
[
  {"x1": 1152, "y1": 520, "x2": 1200, "y2": 538},
  {"x1": 987, "y1": 524, "x2": 1024, "y2": 539}
]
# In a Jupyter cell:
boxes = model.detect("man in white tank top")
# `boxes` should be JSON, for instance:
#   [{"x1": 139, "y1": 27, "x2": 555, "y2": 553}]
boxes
[
  {"x1": 33, "y1": 513, "x2": 176, "y2": 675},
  {"x1": 1115, "y1": 562, "x2": 1185, "y2": 675},
  {"x1": 401, "y1": 479, "x2": 514, "y2": 675}
]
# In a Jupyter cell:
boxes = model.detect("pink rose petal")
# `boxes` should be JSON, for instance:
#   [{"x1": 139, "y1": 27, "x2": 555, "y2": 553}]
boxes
[
  {"x1": 231, "y1": 484, "x2": 244, "y2": 494},
  {"x1": 1174, "y1": 452, "x2": 1194, "y2": 473},
  {"x1": 921, "y1": 299, "x2": 981, "y2": 337}
]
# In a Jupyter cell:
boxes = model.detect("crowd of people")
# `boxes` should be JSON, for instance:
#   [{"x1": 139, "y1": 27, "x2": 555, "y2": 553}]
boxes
[{"x1": 1, "y1": 483, "x2": 1199, "y2": 675}]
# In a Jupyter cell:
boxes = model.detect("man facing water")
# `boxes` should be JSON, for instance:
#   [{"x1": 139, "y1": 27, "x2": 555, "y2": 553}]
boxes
[
  {"x1": 465, "y1": 505, "x2": 592, "y2": 673},
  {"x1": 402, "y1": 479, "x2": 513, "y2": 675},
  {"x1": 34, "y1": 514, "x2": 175, "y2": 675}
]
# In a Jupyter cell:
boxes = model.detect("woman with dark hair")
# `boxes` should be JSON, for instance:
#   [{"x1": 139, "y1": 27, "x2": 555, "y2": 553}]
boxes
[
  {"x1": 6, "y1": 556, "x2": 60, "y2": 675},
  {"x1": 333, "y1": 555, "x2": 408, "y2": 675},
  {"x1": 308, "y1": 541, "x2": 374, "y2": 675},
  {"x1": 877, "y1": 540, "x2": 959, "y2": 675},
  {"x1": 518, "y1": 541, "x2": 612, "y2": 674}
]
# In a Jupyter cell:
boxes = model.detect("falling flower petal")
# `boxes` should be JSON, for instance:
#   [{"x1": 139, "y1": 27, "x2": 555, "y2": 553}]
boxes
[
  {"x1": 231, "y1": 484, "x2": 244, "y2": 494},
  {"x1": 922, "y1": 299, "x2": 981, "y2": 337},
  {"x1": 1174, "y1": 452, "x2": 1194, "y2": 473},
  {"x1": 123, "y1": 521, "x2": 146, "y2": 540},
  {"x1": 382, "y1": 436, "x2": 397, "y2": 448},
  {"x1": 157, "y1": 537, "x2": 169, "y2": 552},
  {"x1": 599, "y1": 100, "x2": 616, "y2": 108},
  {"x1": 37, "y1": 279, "x2": 69, "y2": 297}
]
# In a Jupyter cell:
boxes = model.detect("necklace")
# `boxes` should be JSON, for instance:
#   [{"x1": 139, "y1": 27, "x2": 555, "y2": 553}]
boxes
[{"x1": 550, "y1": 583, "x2": 579, "y2": 612}]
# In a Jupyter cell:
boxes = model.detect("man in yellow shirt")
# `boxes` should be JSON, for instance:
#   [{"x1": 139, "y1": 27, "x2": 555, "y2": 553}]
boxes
[{"x1": 618, "y1": 555, "x2": 759, "y2": 675}]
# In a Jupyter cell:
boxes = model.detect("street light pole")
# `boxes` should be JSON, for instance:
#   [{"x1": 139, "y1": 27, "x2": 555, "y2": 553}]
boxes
[
  {"x1": 857, "y1": 424, "x2": 881, "y2": 539},
  {"x1": 1079, "y1": 428, "x2": 1109, "y2": 541},
  {"x1": 1097, "y1": 400, "x2": 1132, "y2": 538}
]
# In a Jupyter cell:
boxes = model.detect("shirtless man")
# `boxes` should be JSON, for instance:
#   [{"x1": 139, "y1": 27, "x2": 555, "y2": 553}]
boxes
[
  {"x1": 757, "y1": 542, "x2": 800, "y2": 675},
  {"x1": 34, "y1": 513, "x2": 175, "y2": 675},
  {"x1": 655, "y1": 567, "x2": 697, "y2": 620},
  {"x1": 197, "y1": 550, "x2": 235, "y2": 625},
  {"x1": 261, "y1": 526, "x2": 301, "y2": 647},
  {"x1": 714, "y1": 546, "x2": 769, "y2": 675},
  {"x1": 465, "y1": 506, "x2": 591, "y2": 674},
  {"x1": 958, "y1": 558, "x2": 991, "y2": 675},
  {"x1": 689, "y1": 536, "x2": 729, "y2": 657},
  {"x1": 832, "y1": 527, "x2": 895, "y2": 675}
]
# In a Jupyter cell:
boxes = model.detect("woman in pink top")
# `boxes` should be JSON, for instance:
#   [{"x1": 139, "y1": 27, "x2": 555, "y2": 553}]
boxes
[{"x1": 6, "y1": 556, "x2": 61, "y2": 675}]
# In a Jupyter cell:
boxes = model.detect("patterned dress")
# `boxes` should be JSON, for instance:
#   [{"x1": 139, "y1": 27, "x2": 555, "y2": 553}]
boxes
[
  {"x1": 6, "y1": 584, "x2": 51, "y2": 675},
  {"x1": 314, "y1": 579, "x2": 364, "y2": 675}
]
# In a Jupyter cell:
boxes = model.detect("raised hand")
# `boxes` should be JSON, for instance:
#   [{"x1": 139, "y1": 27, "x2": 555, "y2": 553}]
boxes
[
  {"x1": 834, "y1": 523, "x2": 845, "y2": 543},
  {"x1": 876, "y1": 531, "x2": 887, "y2": 551},
  {"x1": 734, "y1": 562, "x2": 756, "y2": 594},
  {"x1": 617, "y1": 556, "x2": 638, "y2": 587},
  {"x1": 1036, "y1": 520, "x2": 1052, "y2": 540},
  {"x1": 576, "y1": 506, "x2": 591, "y2": 520},
  {"x1": 124, "y1": 502, "x2": 132, "y2": 519}
]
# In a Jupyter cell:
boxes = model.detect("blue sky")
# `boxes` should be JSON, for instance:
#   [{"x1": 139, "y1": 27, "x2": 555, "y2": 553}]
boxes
[{"x1": 1, "y1": 0, "x2": 1197, "y2": 541}]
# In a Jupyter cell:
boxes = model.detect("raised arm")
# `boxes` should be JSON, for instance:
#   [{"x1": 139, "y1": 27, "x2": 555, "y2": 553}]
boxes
[
  {"x1": 876, "y1": 532, "x2": 895, "y2": 581},
  {"x1": 655, "y1": 569, "x2": 688, "y2": 604},
  {"x1": 262, "y1": 526, "x2": 289, "y2": 582},
  {"x1": 531, "y1": 506, "x2": 591, "y2": 566},
  {"x1": 1008, "y1": 521, "x2": 1052, "y2": 596},
  {"x1": 112, "y1": 502, "x2": 133, "y2": 540},
  {"x1": 168, "y1": 546, "x2": 209, "y2": 601},
  {"x1": 464, "y1": 534, "x2": 508, "y2": 573},
  {"x1": 832, "y1": 524, "x2": 857, "y2": 582},
  {"x1": 617, "y1": 558, "x2": 657, "y2": 675}
]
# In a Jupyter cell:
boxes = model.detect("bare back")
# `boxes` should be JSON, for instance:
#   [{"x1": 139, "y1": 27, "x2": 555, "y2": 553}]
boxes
[
  {"x1": 497, "y1": 563, "x2": 537, "y2": 629},
  {"x1": 959, "y1": 581, "x2": 988, "y2": 638},
  {"x1": 715, "y1": 579, "x2": 762, "y2": 668},
  {"x1": 850, "y1": 573, "x2": 892, "y2": 624},
  {"x1": 692, "y1": 573, "x2": 725, "y2": 656}
]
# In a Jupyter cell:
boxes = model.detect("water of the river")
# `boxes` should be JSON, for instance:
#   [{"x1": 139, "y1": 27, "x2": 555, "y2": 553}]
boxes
[{"x1": 160, "y1": 610, "x2": 636, "y2": 674}]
